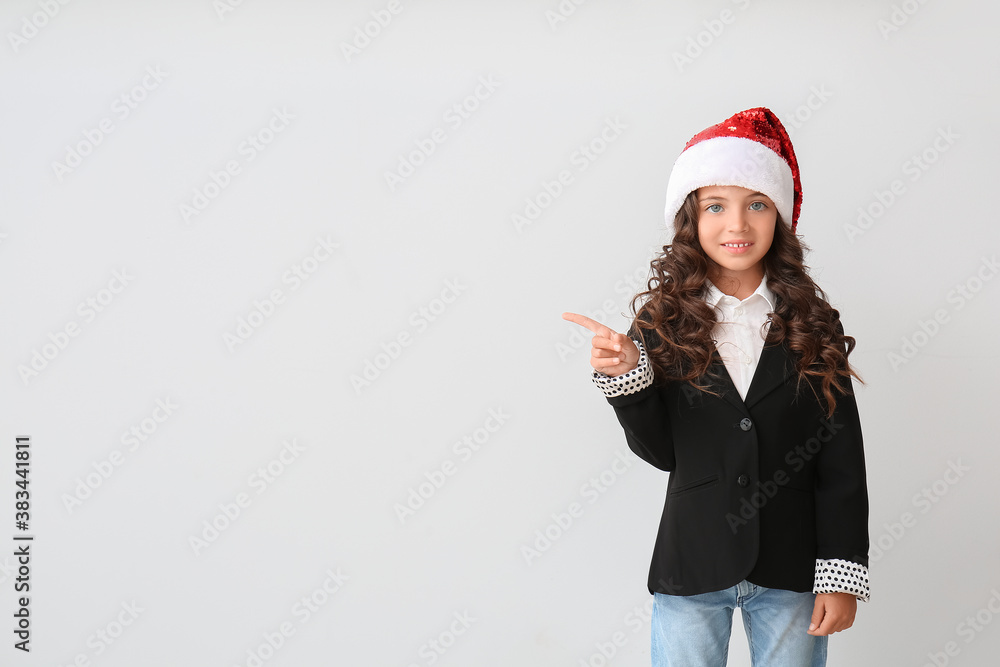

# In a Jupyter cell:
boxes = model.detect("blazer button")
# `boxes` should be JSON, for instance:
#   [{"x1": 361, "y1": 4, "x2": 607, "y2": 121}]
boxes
[
  {"x1": 737, "y1": 475, "x2": 750, "y2": 487},
  {"x1": 739, "y1": 418, "x2": 752, "y2": 431}
]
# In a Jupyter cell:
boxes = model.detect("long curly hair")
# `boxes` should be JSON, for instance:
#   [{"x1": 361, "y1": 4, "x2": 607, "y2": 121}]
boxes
[{"x1": 627, "y1": 190, "x2": 863, "y2": 419}]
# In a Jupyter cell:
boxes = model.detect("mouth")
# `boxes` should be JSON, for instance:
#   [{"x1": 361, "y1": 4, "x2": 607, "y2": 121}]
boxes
[{"x1": 721, "y1": 241, "x2": 753, "y2": 254}]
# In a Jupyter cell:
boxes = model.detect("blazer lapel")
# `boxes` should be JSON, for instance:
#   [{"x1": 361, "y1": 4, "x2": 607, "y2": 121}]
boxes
[
  {"x1": 705, "y1": 340, "x2": 797, "y2": 413},
  {"x1": 744, "y1": 340, "x2": 796, "y2": 409},
  {"x1": 706, "y1": 349, "x2": 748, "y2": 416}
]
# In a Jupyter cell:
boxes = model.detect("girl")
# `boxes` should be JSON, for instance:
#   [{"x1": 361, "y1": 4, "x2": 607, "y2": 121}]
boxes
[{"x1": 563, "y1": 107, "x2": 869, "y2": 667}]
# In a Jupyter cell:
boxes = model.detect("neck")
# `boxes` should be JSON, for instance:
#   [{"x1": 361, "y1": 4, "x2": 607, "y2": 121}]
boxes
[{"x1": 709, "y1": 269, "x2": 764, "y2": 301}]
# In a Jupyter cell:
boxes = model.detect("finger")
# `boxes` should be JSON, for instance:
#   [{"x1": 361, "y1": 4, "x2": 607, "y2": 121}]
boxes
[
  {"x1": 562, "y1": 311, "x2": 615, "y2": 338},
  {"x1": 592, "y1": 336, "x2": 623, "y2": 352},
  {"x1": 807, "y1": 599, "x2": 825, "y2": 634},
  {"x1": 595, "y1": 347, "x2": 632, "y2": 363},
  {"x1": 591, "y1": 355, "x2": 623, "y2": 369},
  {"x1": 614, "y1": 331, "x2": 636, "y2": 351},
  {"x1": 591, "y1": 332, "x2": 627, "y2": 354},
  {"x1": 808, "y1": 608, "x2": 847, "y2": 636},
  {"x1": 809, "y1": 614, "x2": 840, "y2": 636}
]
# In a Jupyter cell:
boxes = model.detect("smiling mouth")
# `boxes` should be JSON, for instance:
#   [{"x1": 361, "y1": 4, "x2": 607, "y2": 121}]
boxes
[{"x1": 722, "y1": 242, "x2": 752, "y2": 248}]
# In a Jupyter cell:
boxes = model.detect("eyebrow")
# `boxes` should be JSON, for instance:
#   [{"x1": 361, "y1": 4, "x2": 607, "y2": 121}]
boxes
[{"x1": 698, "y1": 191, "x2": 768, "y2": 202}]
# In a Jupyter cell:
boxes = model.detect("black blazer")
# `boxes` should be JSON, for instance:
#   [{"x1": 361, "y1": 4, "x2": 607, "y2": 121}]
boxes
[{"x1": 607, "y1": 321, "x2": 869, "y2": 597}]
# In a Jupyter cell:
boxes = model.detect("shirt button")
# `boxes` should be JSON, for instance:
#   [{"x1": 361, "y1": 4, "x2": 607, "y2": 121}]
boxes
[
  {"x1": 734, "y1": 307, "x2": 743, "y2": 316},
  {"x1": 737, "y1": 475, "x2": 750, "y2": 487},
  {"x1": 740, "y1": 418, "x2": 752, "y2": 431}
]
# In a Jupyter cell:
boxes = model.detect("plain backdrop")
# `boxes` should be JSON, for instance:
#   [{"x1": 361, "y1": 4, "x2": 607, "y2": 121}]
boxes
[{"x1": 1, "y1": 1, "x2": 999, "y2": 665}]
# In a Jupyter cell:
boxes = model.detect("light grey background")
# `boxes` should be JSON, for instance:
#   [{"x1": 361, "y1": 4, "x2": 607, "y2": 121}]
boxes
[{"x1": 2, "y1": 1, "x2": 999, "y2": 665}]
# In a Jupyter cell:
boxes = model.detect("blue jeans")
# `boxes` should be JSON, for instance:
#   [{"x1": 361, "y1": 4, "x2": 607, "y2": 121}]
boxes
[{"x1": 651, "y1": 579, "x2": 827, "y2": 667}]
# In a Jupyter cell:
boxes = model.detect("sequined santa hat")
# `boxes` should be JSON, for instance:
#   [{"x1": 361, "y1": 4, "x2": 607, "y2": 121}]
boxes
[{"x1": 663, "y1": 107, "x2": 802, "y2": 234}]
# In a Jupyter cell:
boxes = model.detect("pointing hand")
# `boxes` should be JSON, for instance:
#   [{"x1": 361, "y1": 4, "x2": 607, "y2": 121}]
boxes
[{"x1": 562, "y1": 312, "x2": 640, "y2": 377}]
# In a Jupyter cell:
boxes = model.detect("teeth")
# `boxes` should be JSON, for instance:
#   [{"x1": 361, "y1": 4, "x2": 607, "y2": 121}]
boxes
[{"x1": 724, "y1": 243, "x2": 751, "y2": 248}]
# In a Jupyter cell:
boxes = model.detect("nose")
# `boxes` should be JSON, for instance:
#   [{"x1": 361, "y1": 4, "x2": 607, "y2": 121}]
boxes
[{"x1": 728, "y1": 208, "x2": 751, "y2": 232}]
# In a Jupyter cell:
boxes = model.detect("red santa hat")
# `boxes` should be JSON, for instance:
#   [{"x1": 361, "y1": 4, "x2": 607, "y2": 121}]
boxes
[{"x1": 663, "y1": 107, "x2": 802, "y2": 234}]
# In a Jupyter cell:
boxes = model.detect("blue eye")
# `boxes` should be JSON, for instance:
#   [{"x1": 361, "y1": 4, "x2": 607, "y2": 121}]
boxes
[
  {"x1": 707, "y1": 204, "x2": 723, "y2": 213},
  {"x1": 749, "y1": 201, "x2": 767, "y2": 211}
]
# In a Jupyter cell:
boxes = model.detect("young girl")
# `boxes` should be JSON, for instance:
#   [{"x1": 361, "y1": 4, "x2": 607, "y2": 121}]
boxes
[{"x1": 563, "y1": 107, "x2": 869, "y2": 667}]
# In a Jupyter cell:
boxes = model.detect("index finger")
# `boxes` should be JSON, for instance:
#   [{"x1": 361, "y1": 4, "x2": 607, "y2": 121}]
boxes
[{"x1": 561, "y1": 311, "x2": 616, "y2": 338}]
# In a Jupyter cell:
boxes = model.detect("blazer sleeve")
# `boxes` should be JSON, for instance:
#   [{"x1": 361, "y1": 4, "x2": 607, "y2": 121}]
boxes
[
  {"x1": 812, "y1": 320, "x2": 870, "y2": 570},
  {"x1": 598, "y1": 320, "x2": 675, "y2": 472}
]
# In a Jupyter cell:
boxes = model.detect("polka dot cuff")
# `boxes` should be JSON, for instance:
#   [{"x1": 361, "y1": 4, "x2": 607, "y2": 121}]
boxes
[
  {"x1": 591, "y1": 339, "x2": 654, "y2": 398},
  {"x1": 813, "y1": 558, "x2": 870, "y2": 602}
]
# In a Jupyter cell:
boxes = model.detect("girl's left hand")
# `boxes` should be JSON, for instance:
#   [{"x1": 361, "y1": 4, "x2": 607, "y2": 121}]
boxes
[{"x1": 807, "y1": 592, "x2": 857, "y2": 635}]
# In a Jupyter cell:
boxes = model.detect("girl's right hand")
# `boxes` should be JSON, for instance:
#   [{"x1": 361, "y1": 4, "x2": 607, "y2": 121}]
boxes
[{"x1": 561, "y1": 312, "x2": 640, "y2": 377}]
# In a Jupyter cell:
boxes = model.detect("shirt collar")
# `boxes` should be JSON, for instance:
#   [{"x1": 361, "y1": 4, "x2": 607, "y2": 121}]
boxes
[{"x1": 704, "y1": 274, "x2": 777, "y2": 310}]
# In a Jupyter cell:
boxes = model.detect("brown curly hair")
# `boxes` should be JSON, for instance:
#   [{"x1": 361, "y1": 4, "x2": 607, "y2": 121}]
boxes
[{"x1": 627, "y1": 190, "x2": 863, "y2": 419}]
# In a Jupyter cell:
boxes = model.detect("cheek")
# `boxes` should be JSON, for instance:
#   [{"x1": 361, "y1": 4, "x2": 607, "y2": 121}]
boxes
[
  {"x1": 758, "y1": 224, "x2": 777, "y2": 253},
  {"x1": 696, "y1": 223, "x2": 715, "y2": 253},
  {"x1": 696, "y1": 216, "x2": 717, "y2": 244}
]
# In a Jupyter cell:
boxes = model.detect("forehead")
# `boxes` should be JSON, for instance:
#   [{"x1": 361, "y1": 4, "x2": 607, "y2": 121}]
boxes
[{"x1": 697, "y1": 185, "x2": 772, "y2": 200}]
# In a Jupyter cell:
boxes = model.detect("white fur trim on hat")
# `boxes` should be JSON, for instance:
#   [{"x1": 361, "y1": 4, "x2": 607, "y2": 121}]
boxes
[{"x1": 663, "y1": 136, "x2": 794, "y2": 228}]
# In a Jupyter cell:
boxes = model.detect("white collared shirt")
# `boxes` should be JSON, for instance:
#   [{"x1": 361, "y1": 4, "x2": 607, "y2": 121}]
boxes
[{"x1": 703, "y1": 275, "x2": 776, "y2": 402}]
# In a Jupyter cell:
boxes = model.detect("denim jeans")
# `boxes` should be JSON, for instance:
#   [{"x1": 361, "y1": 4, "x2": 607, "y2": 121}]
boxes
[{"x1": 651, "y1": 579, "x2": 827, "y2": 667}]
